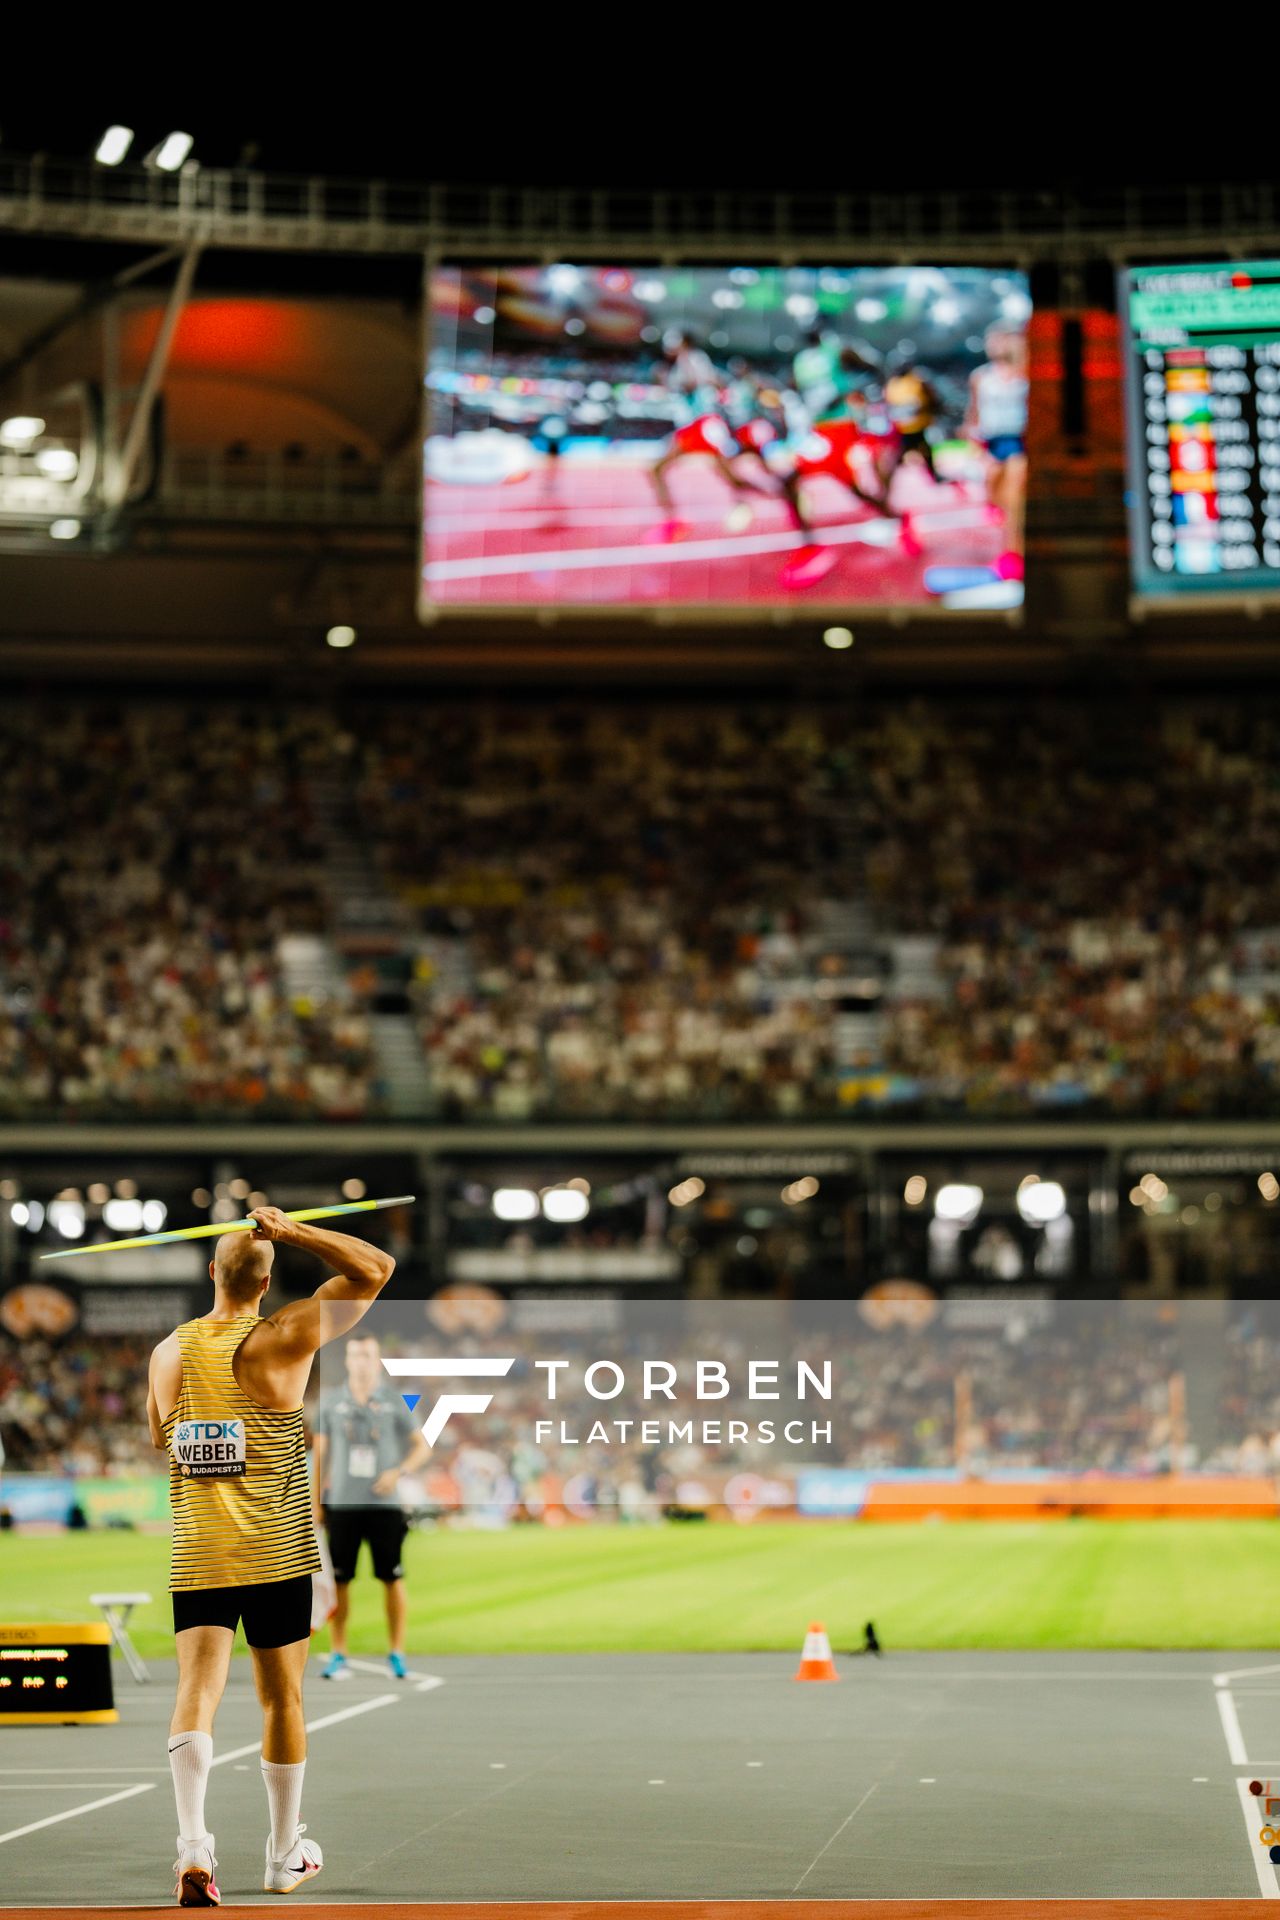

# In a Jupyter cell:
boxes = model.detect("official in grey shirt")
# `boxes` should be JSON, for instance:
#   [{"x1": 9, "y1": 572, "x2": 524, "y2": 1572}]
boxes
[{"x1": 312, "y1": 1334, "x2": 428, "y2": 1680}]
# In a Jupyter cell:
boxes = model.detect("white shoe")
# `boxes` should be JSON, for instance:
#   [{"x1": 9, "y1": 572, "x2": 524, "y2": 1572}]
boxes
[
  {"x1": 173, "y1": 1833, "x2": 220, "y2": 1907},
  {"x1": 263, "y1": 1824, "x2": 323, "y2": 1894}
]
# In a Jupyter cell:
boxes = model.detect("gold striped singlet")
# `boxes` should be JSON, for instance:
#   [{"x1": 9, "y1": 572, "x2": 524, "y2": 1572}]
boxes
[{"x1": 164, "y1": 1315, "x2": 319, "y2": 1592}]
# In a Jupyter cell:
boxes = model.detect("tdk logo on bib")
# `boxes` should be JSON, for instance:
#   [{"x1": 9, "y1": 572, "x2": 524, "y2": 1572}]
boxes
[{"x1": 173, "y1": 1419, "x2": 247, "y2": 1479}]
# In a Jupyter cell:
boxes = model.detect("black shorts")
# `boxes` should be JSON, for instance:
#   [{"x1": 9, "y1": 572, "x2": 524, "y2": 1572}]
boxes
[
  {"x1": 324, "y1": 1506, "x2": 408, "y2": 1584},
  {"x1": 172, "y1": 1574, "x2": 313, "y2": 1648}
]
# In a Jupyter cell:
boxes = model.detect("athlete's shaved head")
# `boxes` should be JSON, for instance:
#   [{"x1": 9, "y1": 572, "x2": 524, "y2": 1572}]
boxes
[{"x1": 211, "y1": 1232, "x2": 274, "y2": 1306}]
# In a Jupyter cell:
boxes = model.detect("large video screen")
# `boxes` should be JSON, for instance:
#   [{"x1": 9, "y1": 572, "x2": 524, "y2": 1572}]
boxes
[
  {"x1": 421, "y1": 265, "x2": 1030, "y2": 615},
  {"x1": 1122, "y1": 260, "x2": 1280, "y2": 598}
]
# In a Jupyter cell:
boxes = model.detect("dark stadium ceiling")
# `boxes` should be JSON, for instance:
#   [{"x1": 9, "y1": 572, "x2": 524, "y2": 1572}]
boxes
[{"x1": 0, "y1": 101, "x2": 1260, "y2": 196}]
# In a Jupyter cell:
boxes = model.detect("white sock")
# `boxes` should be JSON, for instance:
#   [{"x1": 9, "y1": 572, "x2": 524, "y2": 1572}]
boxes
[
  {"x1": 168, "y1": 1730, "x2": 213, "y2": 1844},
  {"x1": 261, "y1": 1758, "x2": 306, "y2": 1860}
]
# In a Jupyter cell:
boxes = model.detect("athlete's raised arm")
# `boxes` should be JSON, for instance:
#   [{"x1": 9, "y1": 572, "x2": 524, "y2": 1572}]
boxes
[
  {"x1": 250, "y1": 1206, "x2": 397, "y2": 1358},
  {"x1": 147, "y1": 1331, "x2": 182, "y2": 1448}
]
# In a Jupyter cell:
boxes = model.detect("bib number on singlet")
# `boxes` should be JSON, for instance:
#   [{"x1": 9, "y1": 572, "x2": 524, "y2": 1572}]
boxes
[{"x1": 173, "y1": 1418, "x2": 247, "y2": 1479}]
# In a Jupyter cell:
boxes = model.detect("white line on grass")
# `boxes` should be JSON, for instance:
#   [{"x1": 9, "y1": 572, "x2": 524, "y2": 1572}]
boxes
[
  {"x1": 0, "y1": 1783, "x2": 154, "y2": 1848},
  {"x1": 1235, "y1": 1777, "x2": 1280, "y2": 1899},
  {"x1": 793, "y1": 1783, "x2": 878, "y2": 1891}
]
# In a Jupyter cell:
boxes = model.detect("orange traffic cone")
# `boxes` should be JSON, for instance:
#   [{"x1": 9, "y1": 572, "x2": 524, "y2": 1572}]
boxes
[{"x1": 794, "y1": 1621, "x2": 840, "y2": 1682}]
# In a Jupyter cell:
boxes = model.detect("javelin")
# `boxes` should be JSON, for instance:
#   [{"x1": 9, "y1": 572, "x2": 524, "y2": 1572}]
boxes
[{"x1": 37, "y1": 1195, "x2": 415, "y2": 1261}]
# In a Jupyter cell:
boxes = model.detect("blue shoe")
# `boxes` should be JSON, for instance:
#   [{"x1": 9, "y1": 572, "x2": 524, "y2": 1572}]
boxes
[
  {"x1": 321, "y1": 1653, "x2": 349, "y2": 1681},
  {"x1": 388, "y1": 1652, "x2": 407, "y2": 1680}
]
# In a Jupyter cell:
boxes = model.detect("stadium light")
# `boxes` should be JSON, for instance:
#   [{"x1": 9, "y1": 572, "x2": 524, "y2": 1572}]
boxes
[
  {"x1": 0, "y1": 416, "x2": 45, "y2": 448},
  {"x1": 94, "y1": 125, "x2": 134, "y2": 166},
  {"x1": 103, "y1": 1199, "x2": 145, "y2": 1232},
  {"x1": 935, "y1": 1183, "x2": 983, "y2": 1224},
  {"x1": 141, "y1": 1200, "x2": 168, "y2": 1233},
  {"x1": 542, "y1": 1187, "x2": 590, "y2": 1224},
  {"x1": 48, "y1": 1199, "x2": 85, "y2": 1240},
  {"x1": 326, "y1": 625, "x2": 357, "y2": 649},
  {"x1": 493, "y1": 1188, "x2": 538, "y2": 1222},
  {"x1": 49, "y1": 519, "x2": 82, "y2": 540},
  {"x1": 668, "y1": 1177, "x2": 705, "y2": 1208},
  {"x1": 545, "y1": 265, "x2": 582, "y2": 298},
  {"x1": 1016, "y1": 1180, "x2": 1067, "y2": 1226},
  {"x1": 152, "y1": 132, "x2": 194, "y2": 173},
  {"x1": 823, "y1": 627, "x2": 854, "y2": 650},
  {"x1": 35, "y1": 447, "x2": 78, "y2": 480}
]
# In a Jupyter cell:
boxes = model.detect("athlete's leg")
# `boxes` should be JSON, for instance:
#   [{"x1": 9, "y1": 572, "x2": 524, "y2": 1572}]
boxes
[
  {"x1": 172, "y1": 1626, "x2": 234, "y2": 1737},
  {"x1": 169, "y1": 1622, "x2": 233, "y2": 1886},
  {"x1": 251, "y1": 1637, "x2": 322, "y2": 1888},
  {"x1": 650, "y1": 448, "x2": 680, "y2": 514},
  {"x1": 778, "y1": 469, "x2": 813, "y2": 534},
  {"x1": 329, "y1": 1581, "x2": 352, "y2": 1656},
  {"x1": 918, "y1": 437, "x2": 945, "y2": 484},
  {"x1": 251, "y1": 1638, "x2": 310, "y2": 1766},
  {"x1": 383, "y1": 1577, "x2": 408, "y2": 1656},
  {"x1": 1002, "y1": 451, "x2": 1027, "y2": 552},
  {"x1": 878, "y1": 436, "x2": 906, "y2": 502},
  {"x1": 711, "y1": 452, "x2": 771, "y2": 498},
  {"x1": 843, "y1": 472, "x2": 898, "y2": 517},
  {"x1": 322, "y1": 1511, "x2": 358, "y2": 1668}
]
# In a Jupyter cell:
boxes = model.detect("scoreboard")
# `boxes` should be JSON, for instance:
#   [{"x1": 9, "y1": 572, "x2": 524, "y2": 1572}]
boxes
[
  {"x1": 0, "y1": 1622, "x2": 117, "y2": 1723},
  {"x1": 1121, "y1": 260, "x2": 1280, "y2": 599}
]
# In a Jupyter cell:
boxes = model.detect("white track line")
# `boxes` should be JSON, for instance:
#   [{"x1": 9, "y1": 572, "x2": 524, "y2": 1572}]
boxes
[
  {"x1": 1235, "y1": 1777, "x2": 1280, "y2": 1898},
  {"x1": 792, "y1": 1782, "x2": 878, "y2": 1891},
  {"x1": 0, "y1": 1690, "x2": 408, "y2": 1849},
  {"x1": 0, "y1": 1783, "x2": 154, "y2": 1848},
  {"x1": 343, "y1": 1656, "x2": 445, "y2": 1694},
  {"x1": 202, "y1": 1688, "x2": 403, "y2": 1770},
  {"x1": 1215, "y1": 1676, "x2": 1280, "y2": 1898},
  {"x1": 425, "y1": 506, "x2": 991, "y2": 584},
  {"x1": 1218, "y1": 1688, "x2": 1251, "y2": 1765},
  {"x1": 1218, "y1": 1663, "x2": 1280, "y2": 1686}
]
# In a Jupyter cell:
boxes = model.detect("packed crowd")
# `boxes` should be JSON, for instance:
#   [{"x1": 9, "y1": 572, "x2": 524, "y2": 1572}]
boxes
[
  {"x1": 4, "y1": 1310, "x2": 1252, "y2": 1494},
  {"x1": 353, "y1": 698, "x2": 1280, "y2": 1119},
  {"x1": 1211, "y1": 1304, "x2": 1280, "y2": 1473},
  {"x1": 0, "y1": 704, "x2": 376, "y2": 1117},
  {"x1": 8, "y1": 695, "x2": 1280, "y2": 1119},
  {"x1": 14, "y1": 1300, "x2": 1280, "y2": 1507},
  {"x1": 0, "y1": 1332, "x2": 156, "y2": 1477}
]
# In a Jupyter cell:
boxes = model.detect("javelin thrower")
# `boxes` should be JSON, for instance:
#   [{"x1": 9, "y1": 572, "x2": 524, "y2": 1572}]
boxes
[{"x1": 145, "y1": 1203, "x2": 399, "y2": 1905}]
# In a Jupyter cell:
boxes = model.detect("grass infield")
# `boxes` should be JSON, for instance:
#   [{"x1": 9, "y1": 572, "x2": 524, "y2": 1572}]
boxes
[{"x1": 3, "y1": 1517, "x2": 1279, "y2": 1655}]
